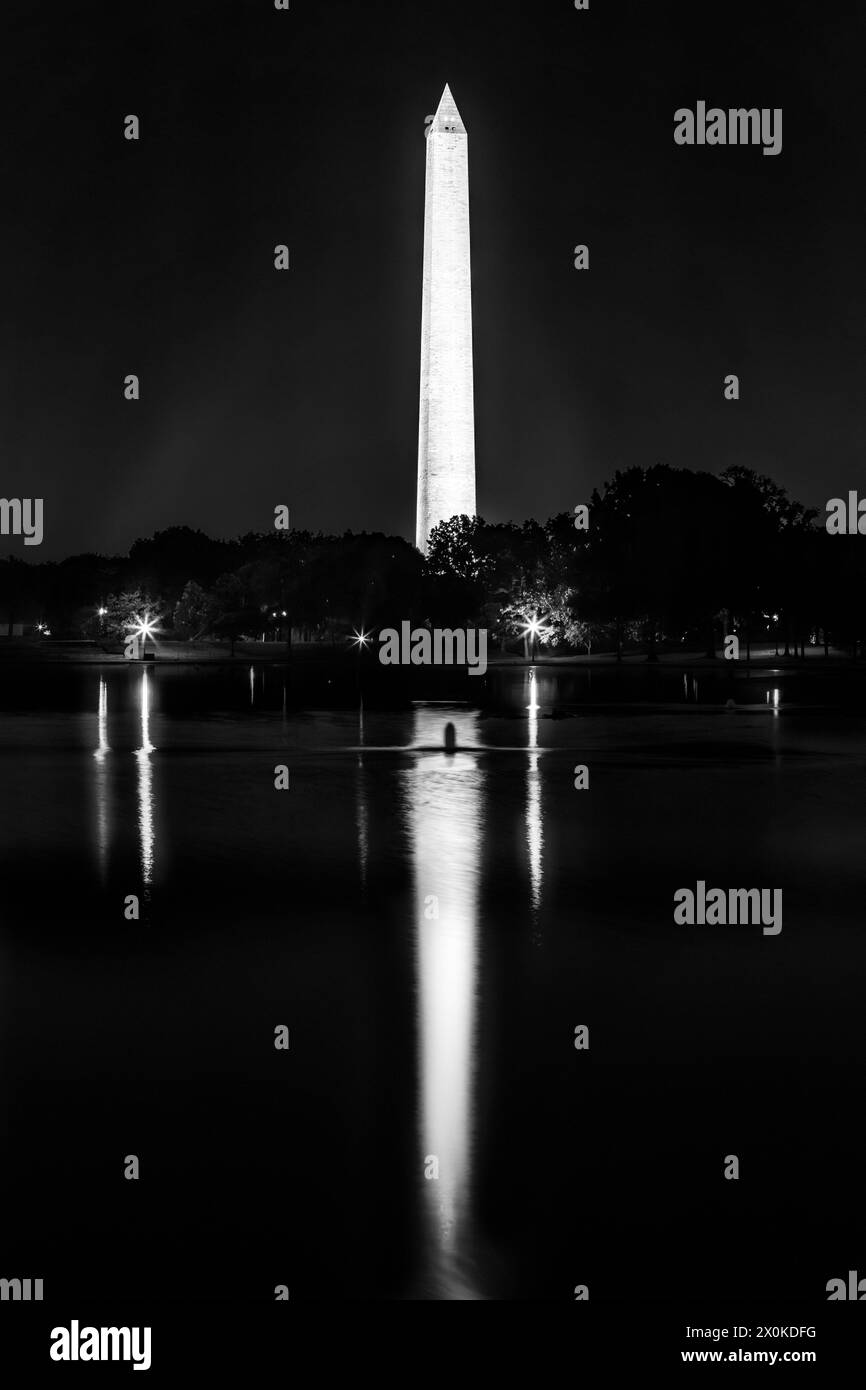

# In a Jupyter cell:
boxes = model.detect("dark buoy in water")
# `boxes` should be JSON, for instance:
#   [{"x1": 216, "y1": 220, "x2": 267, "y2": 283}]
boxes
[{"x1": 444, "y1": 722, "x2": 457, "y2": 754}]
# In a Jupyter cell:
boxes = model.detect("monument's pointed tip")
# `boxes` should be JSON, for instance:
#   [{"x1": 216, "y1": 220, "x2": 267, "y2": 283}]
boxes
[{"x1": 431, "y1": 83, "x2": 466, "y2": 135}]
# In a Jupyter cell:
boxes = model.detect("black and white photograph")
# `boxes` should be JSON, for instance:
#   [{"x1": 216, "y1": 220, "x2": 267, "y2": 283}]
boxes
[{"x1": 1, "y1": 0, "x2": 865, "y2": 1371}]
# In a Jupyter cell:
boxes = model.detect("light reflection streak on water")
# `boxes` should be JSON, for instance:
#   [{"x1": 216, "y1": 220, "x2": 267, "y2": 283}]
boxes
[
  {"x1": 404, "y1": 706, "x2": 484, "y2": 1299},
  {"x1": 93, "y1": 677, "x2": 111, "y2": 880},
  {"x1": 356, "y1": 701, "x2": 368, "y2": 889},
  {"x1": 135, "y1": 670, "x2": 156, "y2": 886},
  {"x1": 526, "y1": 670, "x2": 543, "y2": 923}
]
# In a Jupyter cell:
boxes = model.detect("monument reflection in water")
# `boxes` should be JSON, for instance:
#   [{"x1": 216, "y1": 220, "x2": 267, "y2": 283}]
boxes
[{"x1": 401, "y1": 705, "x2": 485, "y2": 1299}]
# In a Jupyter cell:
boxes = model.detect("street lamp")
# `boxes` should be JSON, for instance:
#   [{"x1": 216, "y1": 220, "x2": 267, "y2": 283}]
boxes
[
  {"x1": 521, "y1": 616, "x2": 551, "y2": 663},
  {"x1": 127, "y1": 613, "x2": 160, "y2": 659},
  {"x1": 350, "y1": 629, "x2": 371, "y2": 694}
]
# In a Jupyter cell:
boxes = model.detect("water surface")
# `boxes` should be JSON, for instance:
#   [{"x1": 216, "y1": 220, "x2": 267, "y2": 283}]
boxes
[{"x1": 1, "y1": 665, "x2": 864, "y2": 1300}]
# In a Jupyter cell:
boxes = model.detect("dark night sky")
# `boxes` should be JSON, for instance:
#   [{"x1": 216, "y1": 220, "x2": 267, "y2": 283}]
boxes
[{"x1": 2, "y1": 0, "x2": 864, "y2": 559}]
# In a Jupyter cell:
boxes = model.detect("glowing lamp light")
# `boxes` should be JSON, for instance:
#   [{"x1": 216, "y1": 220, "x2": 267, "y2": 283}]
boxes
[
  {"x1": 127, "y1": 613, "x2": 160, "y2": 643},
  {"x1": 350, "y1": 629, "x2": 371, "y2": 649},
  {"x1": 521, "y1": 616, "x2": 552, "y2": 642}
]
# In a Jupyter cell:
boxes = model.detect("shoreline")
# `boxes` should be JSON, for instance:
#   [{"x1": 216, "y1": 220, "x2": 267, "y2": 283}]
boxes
[{"x1": 0, "y1": 639, "x2": 862, "y2": 673}]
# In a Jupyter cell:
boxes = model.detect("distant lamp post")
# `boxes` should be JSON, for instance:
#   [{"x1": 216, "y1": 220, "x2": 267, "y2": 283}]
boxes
[
  {"x1": 350, "y1": 629, "x2": 371, "y2": 692},
  {"x1": 272, "y1": 609, "x2": 291, "y2": 659}
]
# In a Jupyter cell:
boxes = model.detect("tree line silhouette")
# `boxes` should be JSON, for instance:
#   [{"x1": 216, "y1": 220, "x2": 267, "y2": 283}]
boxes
[{"x1": 2, "y1": 465, "x2": 864, "y2": 657}]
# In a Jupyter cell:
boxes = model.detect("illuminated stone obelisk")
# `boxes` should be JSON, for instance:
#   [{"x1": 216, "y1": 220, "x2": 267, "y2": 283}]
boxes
[{"x1": 416, "y1": 84, "x2": 477, "y2": 554}]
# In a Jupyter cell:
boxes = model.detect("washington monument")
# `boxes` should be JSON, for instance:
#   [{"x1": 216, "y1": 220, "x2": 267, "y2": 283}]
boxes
[{"x1": 415, "y1": 84, "x2": 477, "y2": 554}]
